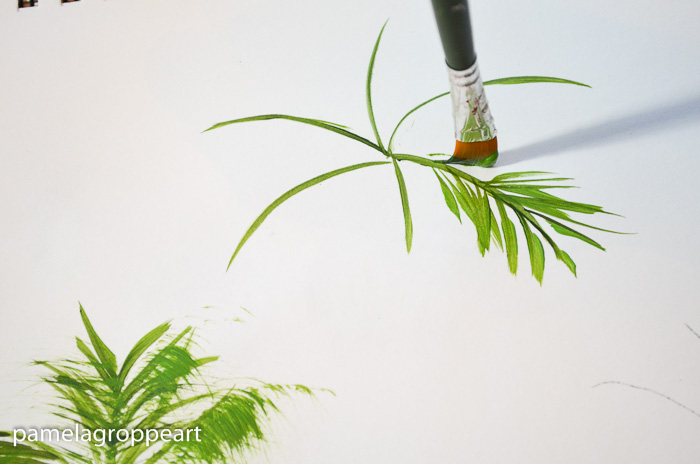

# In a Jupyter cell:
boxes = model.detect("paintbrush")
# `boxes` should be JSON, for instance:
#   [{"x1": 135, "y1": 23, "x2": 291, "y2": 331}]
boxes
[{"x1": 431, "y1": 0, "x2": 498, "y2": 166}]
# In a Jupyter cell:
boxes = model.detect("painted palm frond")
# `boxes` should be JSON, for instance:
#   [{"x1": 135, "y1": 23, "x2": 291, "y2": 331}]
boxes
[
  {"x1": 205, "y1": 22, "x2": 623, "y2": 283},
  {"x1": 0, "y1": 305, "x2": 320, "y2": 464}
]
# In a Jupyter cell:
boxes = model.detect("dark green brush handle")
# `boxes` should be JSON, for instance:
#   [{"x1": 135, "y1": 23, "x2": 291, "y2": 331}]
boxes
[{"x1": 431, "y1": 0, "x2": 477, "y2": 71}]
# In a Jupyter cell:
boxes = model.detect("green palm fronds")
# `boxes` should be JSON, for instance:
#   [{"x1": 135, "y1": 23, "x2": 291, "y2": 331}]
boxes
[
  {"x1": 205, "y1": 22, "x2": 622, "y2": 283},
  {"x1": 0, "y1": 305, "x2": 319, "y2": 463}
]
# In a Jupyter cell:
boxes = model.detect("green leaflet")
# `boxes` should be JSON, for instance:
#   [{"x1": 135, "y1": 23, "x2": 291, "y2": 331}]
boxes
[
  {"x1": 484, "y1": 76, "x2": 591, "y2": 87},
  {"x1": 508, "y1": 194, "x2": 606, "y2": 215},
  {"x1": 489, "y1": 209, "x2": 503, "y2": 250},
  {"x1": 118, "y1": 321, "x2": 170, "y2": 385},
  {"x1": 518, "y1": 216, "x2": 545, "y2": 283},
  {"x1": 475, "y1": 189, "x2": 492, "y2": 255},
  {"x1": 497, "y1": 202, "x2": 518, "y2": 275},
  {"x1": 75, "y1": 337, "x2": 110, "y2": 383},
  {"x1": 449, "y1": 177, "x2": 472, "y2": 217},
  {"x1": 204, "y1": 114, "x2": 381, "y2": 152},
  {"x1": 451, "y1": 177, "x2": 491, "y2": 255},
  {"x1": 490, "y1": 177, "x2": 574, "y2": 185},
  {"x1": 489, "y1": 171, "x2": 553, "y2": 183},
  {"x1": 433, "y1": 169, "x2": 460, "y2": 222},
  {"x1": 392, "y1": 159, "x2": 413, "y2": 252},
  {"x1": 557, "y1": 249, "x2": 577, "y2": 276},
  {"x1": 228, "y1": 161, "x2": 389, "y2": 268},
  {"x1": 196, "y1": 356, "x2": 220, "y2": 367},
  {"x1": 522, "y1": 213, "x2": 577, "y2": 277},
  {"x1": 79, "y1": 305, "x2": 117, "y2": 380},
  {"x1": 366, "y1": 20, "x2": 389, "y2": 152},
  {"x1": 205, "y1": 114, "x2": 351, "y2": 131},
  {"x1": 539, "y1": 215, "x2": 606, "y2": 251},
  {"x1": 447, "y1": 177, "x2": 486, "y2": 253},
  {"x1": 513, "y1": 198, "x2": 621, "y2": 235},
  {"x1": 496, "y1": 185, "x2": 575, "y2": 199},
  {"x1": 450, "y1": 178, "x2": 477, "y2": 224}
]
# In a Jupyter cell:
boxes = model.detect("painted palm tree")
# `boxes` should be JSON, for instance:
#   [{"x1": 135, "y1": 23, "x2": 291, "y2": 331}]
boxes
[{"x1": 0, "y1": 305, "x2": 318, "y2": 463}]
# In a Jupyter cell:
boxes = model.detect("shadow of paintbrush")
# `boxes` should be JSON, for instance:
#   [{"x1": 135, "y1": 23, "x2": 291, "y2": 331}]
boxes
[{"x1": 500, "y1": 94, "x2": 700, "y2": 166}]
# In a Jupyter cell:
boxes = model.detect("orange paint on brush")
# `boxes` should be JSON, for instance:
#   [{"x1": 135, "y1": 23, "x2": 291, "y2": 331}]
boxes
[{"x1": 453, "y1": 136, "x2": 498, "y2": 160}]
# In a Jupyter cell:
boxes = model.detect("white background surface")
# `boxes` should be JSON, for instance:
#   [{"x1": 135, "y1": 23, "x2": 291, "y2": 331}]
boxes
[{"x1": 2, "y1": 0, "x2": 700, "y2": 462}]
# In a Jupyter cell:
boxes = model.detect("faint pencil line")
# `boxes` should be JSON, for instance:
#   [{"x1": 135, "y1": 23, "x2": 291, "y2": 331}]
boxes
[
  {"x1": 686, "y1": 324, "x2": 700, "y2": 343},
  {"x1": 593, "y1": 380, "x2": 700, "y2": 420}
]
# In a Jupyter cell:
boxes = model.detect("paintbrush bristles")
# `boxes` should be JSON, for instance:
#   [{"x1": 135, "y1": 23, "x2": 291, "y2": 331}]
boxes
[{"x1": 453, "y1": 136, "x2": 498, "y2": 160}]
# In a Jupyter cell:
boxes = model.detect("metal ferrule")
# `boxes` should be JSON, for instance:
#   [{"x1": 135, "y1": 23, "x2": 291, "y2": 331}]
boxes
[{"x1": 447, "y1": 59, "x2": 497, "y2": 143}]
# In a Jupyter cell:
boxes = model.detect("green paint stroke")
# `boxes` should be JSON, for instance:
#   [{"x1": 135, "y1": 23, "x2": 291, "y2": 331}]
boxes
[{"x1": 0, "y1": 305, "x2": 326, "y2": 463}]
